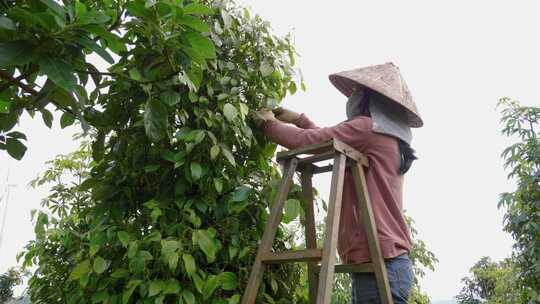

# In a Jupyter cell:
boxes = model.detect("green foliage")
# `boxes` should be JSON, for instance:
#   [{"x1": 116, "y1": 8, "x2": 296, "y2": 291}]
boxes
[
  {"x1": 456, "y1": 257, "x2": 521, "y2": 304},
  {"x1": 404, "y1": 215, "x2": 438, "y2": 304},
  {"x1": 497, "y1": 98, "x2": 540, "y2": 302},
  {"x1": 5, "y1": 0, "x2": 306, "y2": 303},
  {"x1": 0, "y1": 267, "x2": 25, "y2": 303}
]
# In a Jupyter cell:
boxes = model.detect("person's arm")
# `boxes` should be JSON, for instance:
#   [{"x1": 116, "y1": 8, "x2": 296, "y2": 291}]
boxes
[
  {"x1": 262, "y1": 117, "x2": 371, "y2": 150},
  {"x1": 273, "y1": 107, "x2": 319, "y2": 129},
  {"x1": 294, "y1": 113, "x2": 319, "y2": 129}
]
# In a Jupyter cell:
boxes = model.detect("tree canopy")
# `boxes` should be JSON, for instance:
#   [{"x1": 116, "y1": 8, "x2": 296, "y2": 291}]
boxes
[
  {"x1": 2, "y1": 0, "x2": 306, "y2": 303},
  {"x1": 497, "y1": 99, "x2": 540, "y2": 302}
]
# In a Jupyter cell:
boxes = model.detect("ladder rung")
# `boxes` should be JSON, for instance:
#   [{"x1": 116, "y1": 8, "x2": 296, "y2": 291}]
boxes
[
  {"x1": 276, "y1": 141, "x2": 334, "y2": 161},
  {"x1": 297, "y1": 151, "x2": 335, "y2": 165},
  {"x1": 261, "y1": 249, "x2": 323, "y2": 264},
  {"x1": 312, "y1": 164, "x2": 334, "y2": 174},
  {"x1": 315, "y1": 263, "x2": 374, "y2": 273}
]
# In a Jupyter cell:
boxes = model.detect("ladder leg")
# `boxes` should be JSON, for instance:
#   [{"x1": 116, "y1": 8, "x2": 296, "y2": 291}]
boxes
[
  {"x1": 300, "y1": 167, "x2": 318, "y2": 304},
  {"x1": 351, "y1": 163, "x2": 393, "y2": 304},
  {"x1": 241, "y1": 158, "x2": 299, "y2": 304},
  {"x1": 316, "y1": 153, "x2": 347, "y2": 304}
]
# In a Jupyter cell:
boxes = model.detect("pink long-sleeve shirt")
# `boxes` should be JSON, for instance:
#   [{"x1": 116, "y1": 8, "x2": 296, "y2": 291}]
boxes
[{"x1": 263, "y1": 114, "x2": 412, "y2": 264}]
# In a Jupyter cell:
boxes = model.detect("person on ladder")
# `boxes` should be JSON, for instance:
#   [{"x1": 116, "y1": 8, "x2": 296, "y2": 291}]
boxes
[{"x1": 253, "y1": 62, "x2": 423, "y2": 304}]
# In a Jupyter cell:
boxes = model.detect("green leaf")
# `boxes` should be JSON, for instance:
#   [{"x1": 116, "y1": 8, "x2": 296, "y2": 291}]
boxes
[
  {"x1": 178, "y1": 15, "x2": 210, "y2": 32},
  {"x1": 187, "y1": 64, "x2": 203, "y2": 90},
  {"x1": 75, "y1": 2, "x2": 87, "y2": 16},
  {"x1": 144, "y1": 98, "x2": 169, "y2": 142},
  {"x1": 184, "y1": 130, "x2": 205, "y2": 143},
  {"x1": 159, "y1": 90, "x2": 181, "y2": 106},
  {"x1": 182, "y1": 254, "x2": 196, "y2": 276},
  {"x1": 223, "y1": 103, "x2": 238, "y2": 121},
  {"x1": 126, "y1": 0, "x2": 153, "y2": 19},
  {"x1": 117, "y1": 231, "x2": 130, "y2": 247},
  {"x1": 271, "y1": 277, "x2": 278, "y2": 292},
  {"x1": 93, "y1": 256, "x2": 108, "y2": 274},
  {"x1": 145, "y1": 231, "x2": 162, "y2": 242},
  {"x1": 75, "y1": 37, "x2": 114, "y2": 64},
  {"x1": 6, "y1": 138, "x2": 27, "y2": 160},
  {"x1": 184, "y1": 3, "x2": 214, "y2": 15},
  {"x1": 167, "y1": 252, "x2": 179, "y2": 271},
  {"x1": 77, "y1": 11, "x2": 111, "y2": 25},
  {"x1": 92, "y1": 131, "x2": 105, "y2": 161},
  {"x1": 39, "y1": 57, "x2": 77, "y2": 91},
  {"x1": 69, "y1": 260, "x2": 91, "y2": 281},
  {"x1": 213, "y1": 178, "x2": 223, "y2": 193},
  {"x1": 217, "y1": 93, "x2": 228, "y2": 101},
  {"x1": 91, "y1": 291, "x2": 108, "y2": 303},
  {"x1": 60, "y1": 112, "x2": 76, "y2": 128},
  {"x1": 0, "y1": 100, "x2": 10, "y2": 114},
  {"x1": 186, "y1": 31, "x2": 216, "y2": 59},
  {"x1": 40, "y1": 0, "x2": 66, "y2": 17},
  {"x1": 203, "y1": 275, "x2": 219, "y2": 299},
  {"x1": 192, "y1": 272, "x2": 204, "y2": 293},
  {"x1": 228, "y1": 246, "x2": 238, "y2": 259},
  {"x1": 219, "y1": 272, "x2": 237, "y2": 291},
  {"x1": 122, "y1": 280, "x2": 141, "y2": 304},
  {"x1": 85, "y1": 25, "x2": 127, "y2": 54},
  {"x1": 111, "y1": 268, "x2": 129, "y2": 278},
  {"x1": 6, "y1": 131, "x2": 26, "y2": 140},
  {"x1": 182, "y1": 290, "x2": 195, "y2": 304},
  {"x1": 190, "y1": 162, "x2": 202, "y2": 180},
  {"x1": 289, "y1": 82, "x2": 297, "y2": 95},
  {"x1": 231, "y1": 185, "x2": 251, "y2": 202},
  {"x1": 0, "y1": 16, "x2": 16, "y2": 30},
  {"x1": 196, "y1": 230, "x2": 218, "y2": 262},
  {"x1": 128, "y1": 68, "x2": 143, "y2": 81},
  {"x1": 40, "y1": 109, "x2": 53, "y2": 128},
  {"x1": 228, "y1": 294, "x2": 241, "y2": 304},
  {"x1": 219, "y1": 144, "x2": 236, "y2": 166},
  {"x1": 260, "y1": 62, "x2": 274, "y2": 77},
  {"x1": 210, "y1": 145, "x2": 220, "y2": 159},
  {"x1": 148, "y1": 280, "x2": 164, "y2": 297},
  {"x1": 90, "y1": 232, "x2": 106, "y2": 256},
  {"x1": 0, "y1": 41, "x2": 33, "y2": 67},
  {"x1": 283, "y1": 199, "x2": 301, "y2": 224},
  {"x1": 163, "y1": 279, "x2": 180, "y2": 294}
]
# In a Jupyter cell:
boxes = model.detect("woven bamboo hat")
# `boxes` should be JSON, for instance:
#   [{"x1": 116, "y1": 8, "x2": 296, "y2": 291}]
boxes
[{"x1": 329, "y1": 62, "x2": 423, "y2": 128}]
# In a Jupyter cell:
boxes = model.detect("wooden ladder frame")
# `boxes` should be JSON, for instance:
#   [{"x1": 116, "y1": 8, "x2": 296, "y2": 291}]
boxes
[{"x1": 241, "y1": 139, "x2": 394, "y2": 304}]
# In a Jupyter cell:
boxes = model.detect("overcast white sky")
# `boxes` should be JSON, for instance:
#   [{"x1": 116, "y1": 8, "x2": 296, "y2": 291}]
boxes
[{"x1": 1, "y1": 0, "x2": 540, "y2": 302}]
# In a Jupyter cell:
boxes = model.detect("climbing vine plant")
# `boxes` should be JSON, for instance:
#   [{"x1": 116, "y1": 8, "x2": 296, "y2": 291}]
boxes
[{"x1": 1, "y1": 0, "x2": 305, "y2": 303}]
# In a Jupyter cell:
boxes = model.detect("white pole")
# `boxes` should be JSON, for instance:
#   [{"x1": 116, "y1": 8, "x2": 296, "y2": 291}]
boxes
[{"x1": 0, "y1": 170, "x2": 14, "y2": 252}]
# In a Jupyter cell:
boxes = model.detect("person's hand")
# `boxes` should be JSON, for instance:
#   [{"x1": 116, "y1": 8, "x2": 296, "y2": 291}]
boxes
[
  {"x1": 250, "y1": 108, "x2": 276, "y2": 127},
  {"x1": 273, "y1": 107, "x2": 300, "y2": 124}
]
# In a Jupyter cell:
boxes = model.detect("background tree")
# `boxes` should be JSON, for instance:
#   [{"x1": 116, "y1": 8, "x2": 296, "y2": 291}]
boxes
[
  {"x1": 3, "y1": 0, "x2": 306, "y2": 303},
  {"x1": 0, "y1": 267, "x2": 25, "y2": 304},
  {"x1": 456, "y1": 257, "x2": 520, "y2": 304},
  {"x1": 497, "y1": 98, "x2": 540, "y2": 303}
]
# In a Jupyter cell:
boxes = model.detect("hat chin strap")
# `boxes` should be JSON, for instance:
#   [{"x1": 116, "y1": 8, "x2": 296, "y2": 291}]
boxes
[{"x1": 369, "y1": 97, "x2": 413, "y2": 145}]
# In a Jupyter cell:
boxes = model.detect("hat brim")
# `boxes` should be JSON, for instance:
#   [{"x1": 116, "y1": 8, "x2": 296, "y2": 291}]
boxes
[{"x1": 329, "y1": 73, "x2": 424, "y2": 128}]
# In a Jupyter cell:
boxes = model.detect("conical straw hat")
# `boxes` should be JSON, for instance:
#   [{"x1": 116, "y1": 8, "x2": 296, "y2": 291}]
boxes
[{"x1": 329, "y1": 62, "x2": 423, "y2": 128}]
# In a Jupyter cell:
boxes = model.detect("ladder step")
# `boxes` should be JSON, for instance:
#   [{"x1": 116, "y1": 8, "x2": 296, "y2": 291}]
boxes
[
  {"x1": 315, "y1": 263, "x2": 374, "y2": 273},
  {"x1": 261, "y1": 249, "x2": 323, "y2": 264}
]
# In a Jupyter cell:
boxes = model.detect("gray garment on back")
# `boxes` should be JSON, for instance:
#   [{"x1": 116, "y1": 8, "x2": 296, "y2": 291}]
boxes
[{"x1": 346, "y1": 88, "x2": 412, "y2": 145}]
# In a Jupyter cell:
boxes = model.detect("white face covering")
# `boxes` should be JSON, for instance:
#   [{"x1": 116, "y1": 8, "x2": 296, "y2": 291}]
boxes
[{"x1": 346, "y1": 88, "x2": 413, "y2": 145}]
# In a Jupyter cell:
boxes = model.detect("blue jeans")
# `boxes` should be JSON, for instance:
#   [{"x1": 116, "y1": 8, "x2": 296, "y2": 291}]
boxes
[{"x1": 351, "y1": 254, "x2": 413, "y2": 304}]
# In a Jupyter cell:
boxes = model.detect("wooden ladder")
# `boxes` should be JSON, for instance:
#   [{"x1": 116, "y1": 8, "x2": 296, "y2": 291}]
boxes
[{"x1": 241, "y1": 139, "x2": 394, "y2": 304}]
